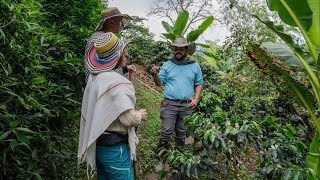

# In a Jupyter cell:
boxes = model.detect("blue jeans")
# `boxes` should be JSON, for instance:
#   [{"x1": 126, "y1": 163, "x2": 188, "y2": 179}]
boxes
[{"x1": 96, "y1": 144, "x2": 133, "y2": 180}]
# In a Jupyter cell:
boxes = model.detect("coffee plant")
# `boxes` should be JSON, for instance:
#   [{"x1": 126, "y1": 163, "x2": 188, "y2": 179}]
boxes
[{"x1": 0, "y1": 0, "x2": 103, "y2": 178}]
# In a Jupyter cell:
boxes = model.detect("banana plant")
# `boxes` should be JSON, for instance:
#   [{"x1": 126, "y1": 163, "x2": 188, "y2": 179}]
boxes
[
  {"x1": 196, "y1": 42, "x2": 219, "y2": 67},
  {"x1": 161, "y1": 10, "x2": 214, "y2": 43},
  {"x1": 229, "y1": 0, "x2": 320, "y2": 178}
]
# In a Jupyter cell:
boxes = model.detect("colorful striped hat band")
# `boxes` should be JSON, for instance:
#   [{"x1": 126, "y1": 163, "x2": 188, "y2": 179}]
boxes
[{"x1": 86, "y1": 33, "x2": 124, "y2": 74}]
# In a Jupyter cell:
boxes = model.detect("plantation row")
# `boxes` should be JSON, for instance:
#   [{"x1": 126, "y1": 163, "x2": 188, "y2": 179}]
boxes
[{"x1": 1, "y1": 0, "x2": 319, "y2": 179}]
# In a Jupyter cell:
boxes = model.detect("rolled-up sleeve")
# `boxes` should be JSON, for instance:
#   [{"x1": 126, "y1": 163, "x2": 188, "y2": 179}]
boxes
[
  {"x1": 195, "y1": 63, "x2": 203, "y2": 85},
  {"x1": 158, "y1": 67, "x2": 167, "y2": 86},
  {"x1": 118, "y1": 109, "x2": 142, "y2": 127}
]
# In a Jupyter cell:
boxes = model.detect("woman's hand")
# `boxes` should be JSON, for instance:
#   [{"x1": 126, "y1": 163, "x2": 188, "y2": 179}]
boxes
[
  {"x1": 138, "y1": 109, "x2": 148, "y2": 120},
  {"x1": 127, "y1": 65, "x2": 136, "y2": 72}
]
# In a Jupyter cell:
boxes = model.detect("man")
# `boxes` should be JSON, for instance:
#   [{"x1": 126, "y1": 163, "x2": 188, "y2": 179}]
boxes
[
  {"x1": 78, "y1": 32, "x2": 147, "y2": 179},
  {"x1": 84, "y1": 7, "x2": 136, "y2": 81},
  {"x1": 152, "y1": 37, "x2": 203, "y2": 149}
]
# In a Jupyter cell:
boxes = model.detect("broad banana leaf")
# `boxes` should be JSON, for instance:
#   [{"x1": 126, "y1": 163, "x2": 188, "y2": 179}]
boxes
[
  {"x1": 229, "y1": 0, "x2": 320, "y2": 108},
  {"x1": 192, "y1": 54, "x2": 207, "y2": 63},
  {"x1": 266, "y1": 0, "x2": 318, "y2": 61},
  {"x1": 203, "y1": 52, "x2": 219, "y2": 60},
  {"x1": 173, "y1": 10, "x2": 189, "y2": 36},
  {"x1": 307, "y1": 0, "x2": 320, "y2": 48},
  {"x1": 161, "y1": 21, "x2": 174, "y2": 34},
  {"x1": 187, "y1": 16, "x2": 214, "y2": 42},
  {"x1": 306, "y1": 133, "x2": 320, "y2": 178},
  {"x1": 162, "y1": 33, "x2": 176, "y2": 42},
  {"x1": 205, "y1": 57, "x2": 217, "y2": 67},
  {"x1": 197, "y1": 43, "x2": 211, "y2": 49},
  {"x1": 262, "y1": 42, "x2": 302, "y2": 67},
  {"x1": 267, "y1": 0, "x2": 312, "y2": 31},
  {"x1": 229, "y1": 0, "x2": 305, "y2": 57},
  {"x1": 245, "y1": 44, "x2": 315, "y2": 112}
]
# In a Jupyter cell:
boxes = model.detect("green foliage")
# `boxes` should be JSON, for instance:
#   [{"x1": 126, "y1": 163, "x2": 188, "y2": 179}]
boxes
[
  {"x1": 161, "y1": 21, "x2": 174, "y2": 34},
  {"x1": 0, "y1": 0, "x2": 103, "y2": 178},
  {"x1": 196, "y1": 41, "x2": 219, "y2": 67},
  {"x1": 161, "y1": 10, "x2": 189, "y2": 42},
  {"x1": 267, "y1": 0, "x2": 313, "y2": 31},
  {"x1": 122, "y1": 18, "x2": 171, "y2": 68},
  {"x1": 199, "y1": 64, "x2": 218, "y2": 92},
  {"x1": 172, "y1": 10, "x2": 189, "y2": 36},
  {"x1": 267, "y1": 0, "x2": 320, "y2": 48},
  {"x1": 245, "y1": 44, "x2": 316, "y2": 112},
  {"x1": 195, "y1": 42, "x2": 315, "y2": 178},
  {"x1": 230, "y1": 0, "x2": 320, "y2": 177},
  {"x1": 161, "y1": 148, "x2": 200, "y2": 179},
  {"x1": 161, "y1": 10, "x2": 214, "y2": 43},
  {"x1": 262, "y1": 42, "x2": 302, "y2": 68},
  {"x1": 255, "y1": 116, "x2": 308, "y2": 178},
  {"x1": 308, "y1": 0, "x2": 320, "y2": 48},
  {"x1": 187, "y1": 16, "x2": 214, "y2": 42},
  {"x1": 158, "y1": 88, "x2": 262, "y2": 178},
  {"x1": 134, "y1": 80, "x2": 162, "y2": 174},
  {"x1": 306, "y1": 133, "x2": 320, "y2": 178}
]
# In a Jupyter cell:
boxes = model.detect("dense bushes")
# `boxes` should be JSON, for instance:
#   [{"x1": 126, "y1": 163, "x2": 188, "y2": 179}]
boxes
[
  {"x1": 0, "y1": 0, "x2": 102, "y2": 178},
  {"x1": 121, "y1": 18, "x2": 172, "y2": 69},
  {"x1": 158, "y1": 48, "x2": 312, "y2": 178}
]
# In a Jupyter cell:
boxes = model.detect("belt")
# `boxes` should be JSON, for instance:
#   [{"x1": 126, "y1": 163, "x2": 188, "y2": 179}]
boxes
[
  {"x1": 97, "y1": 131, "x2": 128, "y2": 147},
  {"x1": 165, "y1": 98, "x2": 191, "y2": 103}
]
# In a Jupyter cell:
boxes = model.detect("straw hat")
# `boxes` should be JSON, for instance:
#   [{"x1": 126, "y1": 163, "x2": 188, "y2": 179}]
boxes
[
  {"x1": 170, "y1": 37, "x2": 196, "y2": 55},
  {"x1": 95, "y1": 7, "x2": 132, "y2": 31},
  {"x1": 85, "y1": 32, "x2": 130, "y2": 74}
]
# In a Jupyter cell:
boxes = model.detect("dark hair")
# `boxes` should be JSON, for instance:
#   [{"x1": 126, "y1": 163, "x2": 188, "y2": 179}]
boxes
[{"x1": 102, "y1": 16, "x2": 123, "y2": 30}]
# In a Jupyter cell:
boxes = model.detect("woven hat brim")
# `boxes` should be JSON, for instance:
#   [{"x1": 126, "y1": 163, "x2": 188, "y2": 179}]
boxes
[
  {"x1": 121, "y1": 39, "x2": 132, "y2": 54},
  {"x1": 171, "y1": 43, "x2": 191, "y2": 47},
  {"x1": 95, "y1": 14, "x2": 132, "y2": 31},
  {"x1": 86, "y1": 46, "x2": 121, "y2": 74},
  {"x1": 169, "y1": 43, "x2": 191, "y2": 51},
  {"x1": 170, "y1": 43, "x2": 196, "y2": 55}
]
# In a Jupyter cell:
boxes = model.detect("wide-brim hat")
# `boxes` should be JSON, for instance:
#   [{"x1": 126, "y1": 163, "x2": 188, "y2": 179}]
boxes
[
  {"x1": 170, "y1": 37, "x2": 196, "y2": 55},
  {"x1": 121, "y1": 39, "x2": 132, "y2": 53},
  {"x1": 85, "y1": 33, "x2": 130, "y2": 74},
  {"x1": 95, "y1": 7, "x2": 132, "y2": 31}
]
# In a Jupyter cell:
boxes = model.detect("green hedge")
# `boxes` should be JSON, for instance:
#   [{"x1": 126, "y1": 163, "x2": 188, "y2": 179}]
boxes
[{"x1": 0, "y1": 0, "x2": 103, "y2": 178}]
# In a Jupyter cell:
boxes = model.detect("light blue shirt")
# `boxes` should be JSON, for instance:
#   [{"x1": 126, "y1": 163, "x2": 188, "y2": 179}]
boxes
[{"x1": 159, "y1": 60, "x2": 203, "y2": 100}]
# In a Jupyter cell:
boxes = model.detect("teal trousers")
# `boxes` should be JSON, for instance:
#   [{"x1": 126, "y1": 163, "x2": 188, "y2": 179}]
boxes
[{"x1": 96, "y1": 144, "x2": 133, "y2": 180}]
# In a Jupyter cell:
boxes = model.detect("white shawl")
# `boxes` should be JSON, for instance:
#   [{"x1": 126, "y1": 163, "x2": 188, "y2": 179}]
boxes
[{"x1": 77, "y1": 71, "x2": 138, "y2": 170}]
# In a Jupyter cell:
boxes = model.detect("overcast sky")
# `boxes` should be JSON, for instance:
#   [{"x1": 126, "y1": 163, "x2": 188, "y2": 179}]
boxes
[{"x1": 108, "y1": 0, "x2": 230, "y2": 45}]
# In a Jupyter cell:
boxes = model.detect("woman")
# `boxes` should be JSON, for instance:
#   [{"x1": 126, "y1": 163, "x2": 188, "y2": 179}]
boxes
[{"x1": 78, "y1": 32, "x2": 147, "y2": 180}]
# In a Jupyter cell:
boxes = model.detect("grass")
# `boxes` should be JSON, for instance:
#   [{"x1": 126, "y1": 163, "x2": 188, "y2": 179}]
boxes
[{"x1": 133, "y1": 79, "x2": 162, "y2": 174}]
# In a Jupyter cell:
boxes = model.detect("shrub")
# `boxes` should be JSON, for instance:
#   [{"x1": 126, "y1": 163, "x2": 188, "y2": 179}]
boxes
[{"x1": 0, "y1": 0, "x2": 103, "y2": 178}]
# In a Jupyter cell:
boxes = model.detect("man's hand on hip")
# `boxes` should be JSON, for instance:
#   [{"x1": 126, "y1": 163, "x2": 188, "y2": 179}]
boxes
[{"x1": 188, "y1": 99, "x2": 199, "y2": 109}]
